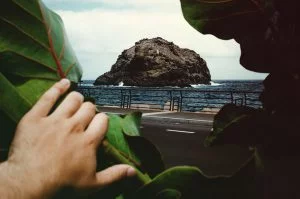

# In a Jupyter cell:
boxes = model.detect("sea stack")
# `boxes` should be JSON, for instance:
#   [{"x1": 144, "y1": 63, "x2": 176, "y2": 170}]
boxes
[{"x1": 94, "y1": 37, "x2": 211, "y2": 87}]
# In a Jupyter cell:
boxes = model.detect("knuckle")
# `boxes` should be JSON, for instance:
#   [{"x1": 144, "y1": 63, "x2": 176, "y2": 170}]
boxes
[
  {"x1": 49, "y1": 115, "x2": 63, "y2": 125},
  {"x1": 85, "y1": 136, "x2": 97, "y2": 146},
  {"x1": 42, "y1": 89, "x2": 58, "y2": 102},
  {"x1": 53, "y1": 82, "x2": 65, "y2": 93},
  {"x1": 70, "y1": 122, "x2": 84, "y2": 133},
  {"x1": 116, "y1": 168, "x2": 127, "y2": 179}
]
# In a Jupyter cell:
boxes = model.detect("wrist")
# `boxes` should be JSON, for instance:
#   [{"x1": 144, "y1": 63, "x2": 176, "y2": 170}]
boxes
[{"x1": 0, "y1": 161, "x2": 59, "y2": 199}]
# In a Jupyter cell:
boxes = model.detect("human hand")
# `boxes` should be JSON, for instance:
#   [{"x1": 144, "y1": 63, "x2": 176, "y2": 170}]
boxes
[{"x1": 0, "y1": 79, "x2": 135, "y2": 198}]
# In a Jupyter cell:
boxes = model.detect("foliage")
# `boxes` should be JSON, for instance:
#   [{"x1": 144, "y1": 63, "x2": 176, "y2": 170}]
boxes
[
  {"x1": 0, "y1": 0, "x2": 82, "y2": 148},
  {"x1": 205, "y1": 104, "x2": 268, "y2": 147},
  {"x1": 180, "y1": 1, "x2": 300, "y2": 196},
  {"x1": 180, "y1": 0, "x2": 300, "y2": 74}
]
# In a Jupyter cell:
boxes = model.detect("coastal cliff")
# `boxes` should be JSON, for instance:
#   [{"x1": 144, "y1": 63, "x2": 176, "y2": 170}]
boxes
[{"x1": 94, "y1": 37, "x2": 211, "y2": 87}]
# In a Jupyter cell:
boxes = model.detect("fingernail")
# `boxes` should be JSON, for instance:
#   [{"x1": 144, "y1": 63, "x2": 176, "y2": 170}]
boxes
[
  {"x1": 127, "y1": 167, "x2": 136, "y2": 177},
  {"x1": 60, "y1": 79, "x2": 70, "y2": 86}
]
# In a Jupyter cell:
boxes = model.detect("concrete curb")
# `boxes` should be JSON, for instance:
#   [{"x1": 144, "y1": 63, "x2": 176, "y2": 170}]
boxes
[
  {"x1": 100, "y1": 107, "x2": 214, "y2": 125},
  {"x1": 142, "y1": 115, "x2": 213, "y2": 125}
]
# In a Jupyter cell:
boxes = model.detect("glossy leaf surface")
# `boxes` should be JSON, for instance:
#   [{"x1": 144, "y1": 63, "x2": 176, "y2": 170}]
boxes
[
  {"x1": 133, "y1": 163, "x2": 256, "y2": 199},
  {"x1": 105, "y1": 112, "x2": 164, "y2": 177},
  {"x1": 180, "y1": 0, "x2": 300, "y2": 73},
  {"x1": 0, "y1": 0, "x2": 82, "y2": 148},
  {"x1": 205, "y1": 104, "x2": 266, "y2": 147}
]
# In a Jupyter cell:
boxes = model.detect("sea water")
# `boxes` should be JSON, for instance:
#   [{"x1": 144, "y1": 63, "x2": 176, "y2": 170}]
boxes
[{"x1": 78, "y1": 80, "x2": 264, "y2": 112}]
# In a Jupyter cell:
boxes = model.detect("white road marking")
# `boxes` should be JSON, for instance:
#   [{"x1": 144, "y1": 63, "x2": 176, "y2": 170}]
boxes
[
  {"x1": 166, "y1": 129, "x2": 196, "y2": 134},
  {"x1": 144, "y1": 116, "x2": 213, "y2": 123}
]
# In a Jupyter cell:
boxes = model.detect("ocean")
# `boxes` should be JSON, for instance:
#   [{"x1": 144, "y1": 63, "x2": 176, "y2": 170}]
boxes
[{"x1": 78, "y1": 80, "x2": 264, "y2": 112}]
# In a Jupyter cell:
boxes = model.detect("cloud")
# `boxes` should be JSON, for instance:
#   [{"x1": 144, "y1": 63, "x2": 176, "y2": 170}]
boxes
[{"x1": 43, "y1": 0, "x2": 267, "y2": 80}]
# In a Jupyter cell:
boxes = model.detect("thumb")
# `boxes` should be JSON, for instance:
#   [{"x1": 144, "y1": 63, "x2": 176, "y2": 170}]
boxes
[{"x1": 95, "y1": 165, "x2": 136, "y2": 188}]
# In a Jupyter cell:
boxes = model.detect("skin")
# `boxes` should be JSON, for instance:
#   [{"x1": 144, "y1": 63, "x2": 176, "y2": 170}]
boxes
[{"x1": 0, "y1": 79, "x2": 136, "y2": 198}]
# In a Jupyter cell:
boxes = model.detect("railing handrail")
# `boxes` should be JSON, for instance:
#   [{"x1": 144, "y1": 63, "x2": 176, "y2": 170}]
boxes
[
  {"x1": 77, "y1": 86, "x2": 261, "y2": 94},
  {"x1": 77, "y1": 86, "x2": 262, "y2": 112}
]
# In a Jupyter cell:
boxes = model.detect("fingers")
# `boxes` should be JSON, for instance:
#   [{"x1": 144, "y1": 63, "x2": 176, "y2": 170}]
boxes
[
  {"x1": 51, "y1": 91, "x2": 84, "y2": 118},
  {"x1": 29, "y1": 79, "x2": 70, "y2": 117},
  {"x1": 71, "y1": 102, "x2": 96, "y2": 131},
  {"x1": 94, "y1": 165, "x2": 136, "y2": 188},
  {"x1": 85, "y1": 113, "x2": 108, "y2": 147}
]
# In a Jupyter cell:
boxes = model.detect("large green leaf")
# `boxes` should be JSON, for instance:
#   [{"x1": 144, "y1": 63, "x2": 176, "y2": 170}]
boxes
[
  {"x1": 180, "y1": 0, "x2": 263, "y2": 40},
  {"x1": 132, "y1": 166, "x2": 202, "y2": 199},
  {"x1": 105, "y1": 113, "x2": 164, "y2": 177},
  {"x1": 180, "y1": 0, "x2": 300, "y2": 73},
  {"x1": 121, "y1": 112, "x2": 164, "y2": 177},
  {"x1": 126, "y1": 136, "x2": 165, "y2": 178},
  {"x1": 122, "y1": 112, "x2": 142, "y2": 136},
  {"x1": 205, "y1": 104, "x2": 267, "y2": 147},
  {"x1": 132, "y1": 161, "x2": 256, "y2": 199},
  {"x1": 106, "y1": 114, "x2": 141, "y2": 167},
  {"x1": 0, "y1": 0, "x2": 82, "y2": 146},
  {"x1": 155, "y1": 189, "x2": 182, "y2": 199}
]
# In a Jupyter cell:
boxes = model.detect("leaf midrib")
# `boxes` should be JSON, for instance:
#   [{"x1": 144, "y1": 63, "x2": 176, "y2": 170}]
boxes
[{"x1": 2, "y1": 0, "x2": 69, "y2": 79}]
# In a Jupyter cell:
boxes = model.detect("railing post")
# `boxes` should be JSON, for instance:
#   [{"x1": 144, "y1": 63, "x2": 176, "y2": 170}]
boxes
[
  {"x1": 179, "y1": 90, "x2": 183, "y2": 112},
  {"x1": 230, "y1": 92, "x2": 234, "y2": 104},
  {"x1": 129, "y1": 90, "x2": 132, "y2": 109},
  {"x1": 120, "y1": 89, "x2": 123, "y2": 108},
  {"x1": 169, "y1": 91, "x2": 173, "y2": 111},
  {"x1": 87, "y1": 87, "x2": 91, "y2": 97},
  {"x1": 244, "y1": 93, "x2": 247, "y2": 106}
]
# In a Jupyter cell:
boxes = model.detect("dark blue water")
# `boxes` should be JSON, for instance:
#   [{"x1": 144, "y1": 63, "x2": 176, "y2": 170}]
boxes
[{"x1": 78, "y1": 80, "x2": 264, "y2": 112}]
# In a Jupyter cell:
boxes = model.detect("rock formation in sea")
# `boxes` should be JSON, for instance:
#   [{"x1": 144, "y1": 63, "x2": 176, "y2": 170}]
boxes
[{"x1": 94, "y1": 37, "x2": 211, "y2": 87}]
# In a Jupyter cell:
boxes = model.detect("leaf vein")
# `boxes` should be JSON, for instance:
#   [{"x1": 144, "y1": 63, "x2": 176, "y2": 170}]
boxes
[
  {"x1": 4, "y1": 50, "x2": 57, "y2": 73},
  {"x1": 59, "y1": 34, "x2": 66, "y2": 60},
  {"x1": 3, "y1": 72, "x2": 59, "y2": 81},
  {"x1": 0, "y1": 17, "x2": 50, "y2": 51},
  {"x1": 65, "y1": 62, "x2": 76, "y2": 76},
  {"x1": 11, "y1": 0, "x2": 43, "y2": 23},
  {"x1": 38, "y1": 1, "x2": 65, "y2": 78}
]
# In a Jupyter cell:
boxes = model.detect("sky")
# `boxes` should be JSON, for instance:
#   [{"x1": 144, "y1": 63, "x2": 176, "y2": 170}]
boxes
[{"x1": 43, "y1": 0, "x2": 268, "y2": 80}]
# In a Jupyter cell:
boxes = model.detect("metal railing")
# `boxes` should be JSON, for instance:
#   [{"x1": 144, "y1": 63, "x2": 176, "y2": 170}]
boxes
[{"x1": 77, "y1": 86, "x2": 262, "y2": 112}]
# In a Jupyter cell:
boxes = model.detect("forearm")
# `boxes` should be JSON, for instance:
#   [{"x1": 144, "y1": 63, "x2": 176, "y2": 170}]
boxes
[
  {"x1": 0, "y1": 162, "x2": 23, "y2": 198},
  {"x1": 0, "y1": 161, "x2": 54, "y2": 199}
]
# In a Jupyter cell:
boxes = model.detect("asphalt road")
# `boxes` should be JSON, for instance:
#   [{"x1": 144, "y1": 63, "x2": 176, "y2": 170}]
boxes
[
  {"x1": 100, "y1": 107, "x2": 253, "y2": 175},
  {"x1": 141, "y1": 118, "x2": 252, "y2": 176}
]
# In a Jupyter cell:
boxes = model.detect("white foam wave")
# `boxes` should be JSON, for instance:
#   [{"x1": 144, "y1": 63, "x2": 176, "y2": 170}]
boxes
[
  {"x1": 191, "y1": 81, "x2": 223, "y2": 88},
  {"x1": 190, "y1": 84, "x2": 206, "y2": 88},
  {"x1": 80, "y1": 83, "x2": 94, "y2": 87},
  {"x1": 118, "y1": 81, "x2": 124, "y2": 87},
  {"x1": 210, "y1": 81, "x2": 223, "y2": 86}
]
